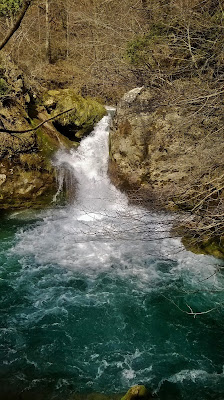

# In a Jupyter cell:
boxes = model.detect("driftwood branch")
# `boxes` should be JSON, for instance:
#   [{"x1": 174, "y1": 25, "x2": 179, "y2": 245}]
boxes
[
  {"x1": 0, "y1": 107, "x2": 76, "y2": 134},
  {"x1": 0, "y1": 0, "x2": 32, "y2": 51},
  {"x1": 161, "y1": 294, "x2": 223, "y2": 318}
]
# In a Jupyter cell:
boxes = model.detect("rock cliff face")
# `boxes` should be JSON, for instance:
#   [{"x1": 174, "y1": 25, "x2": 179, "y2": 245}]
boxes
[
  {"x1": 0, "y1": 57, "x2": 106, "y2": 210},
  {"x1": 109, "y1": 84, "x2": 224, "y2": 256},
  {"x1": 109, "y1": 84, "x2": 224, "y2": 208},
  {"x1": 0, "y1": 110, "x2": 66, "y2": 209}
]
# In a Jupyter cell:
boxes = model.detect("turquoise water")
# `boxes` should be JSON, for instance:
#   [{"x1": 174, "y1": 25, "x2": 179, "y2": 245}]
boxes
[
  {"x1": 1, "y1": 210, "x2": 224, "y2": 400},
  {"x1": 1, "y1": 115, "x2": 224, "y2": 400}
]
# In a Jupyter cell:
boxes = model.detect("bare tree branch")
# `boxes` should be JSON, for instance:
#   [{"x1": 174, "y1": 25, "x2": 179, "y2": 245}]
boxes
[
  {"x1": 161, "y1": 294, "x2": 223, "y2": 318},
  {"x1": 0, "y1": 107, "x2": 76, "y2": 134}
]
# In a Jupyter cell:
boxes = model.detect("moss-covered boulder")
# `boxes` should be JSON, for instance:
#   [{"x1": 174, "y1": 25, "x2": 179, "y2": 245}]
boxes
[
  {"x1": 42, "y1": 89, "x2": 106, "y2": 141},
  {"x1": 182, "y1": 235, "x2": 224, "y2": 259},
  {"x1": 121, "y1": 385, "x2": 153, "y2": 400}
]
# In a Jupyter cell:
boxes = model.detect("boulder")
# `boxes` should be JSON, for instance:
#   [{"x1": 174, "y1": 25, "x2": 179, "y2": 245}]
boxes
[
  {"x1": 121, "y1": 385, "x2": 154, "y2": 400},
  {"x1": 42, "y1": 89, "x2": 106, "y2": 141},
  {"x1": 0, "y1": 58, "x2": 106, "y2": 210}
]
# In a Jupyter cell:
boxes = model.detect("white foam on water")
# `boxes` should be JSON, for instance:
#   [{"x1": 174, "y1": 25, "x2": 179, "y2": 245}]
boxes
[{"x1": 168, "y1": 368, "x2": 224, "y2": 383}]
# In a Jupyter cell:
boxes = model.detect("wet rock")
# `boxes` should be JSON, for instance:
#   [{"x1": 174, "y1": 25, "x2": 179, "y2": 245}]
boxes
[
  {"x1": 121, "y1": 385, "x2": 154, "y2": 400},
  {"x1": 42, "y1": 88, "x2": 106, "y2": 141},
  {"x1": 108, "y1": 82, "x2": 224, "y2": 256}
]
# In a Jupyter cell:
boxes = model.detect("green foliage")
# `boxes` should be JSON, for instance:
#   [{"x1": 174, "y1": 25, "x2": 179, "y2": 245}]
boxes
[
  {"x1": 0, "y1": 0, "x2": 22, "y2": 17},
  {"x1": 126, "y1": 24, "x2": 167, "y2": 65},
  {"x1": 126, "y1": 36, "x2": 150, "y2": 65},
  {"x1": 0, "y1": 78, "x2": 9, "y2": 96}
]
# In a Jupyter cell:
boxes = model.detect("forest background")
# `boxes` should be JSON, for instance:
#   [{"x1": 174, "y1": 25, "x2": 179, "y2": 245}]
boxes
[{"x1": 1, "y1": 0, "x2": 223, "y2": 101}]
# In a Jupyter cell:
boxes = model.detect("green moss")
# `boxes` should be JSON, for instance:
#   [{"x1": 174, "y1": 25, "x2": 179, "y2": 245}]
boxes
[
  {"x1": 37, "y1": 128, "x2": 60, "y2": 159},
  {"x1": 42, "y1": 89, "x2": 106, "y2": 140},
  {"x1": 182, "y1": 236, "x2": 224, "y2": 259},
  {"x1": 0, "y1": 0, "x2": 22, "y2": 17},
  {"x1": 36, "y1": 125, "x2": 77, "y2": 166},
  {"x1": 121, "y1": 385, "x2": 152, "y2": 400},
  {"x1": 0, "y1": 167, "x2": 57, "y2": 210},
  {"x1": 0, "y1": 78, "x2": 9, "y2": 96}
]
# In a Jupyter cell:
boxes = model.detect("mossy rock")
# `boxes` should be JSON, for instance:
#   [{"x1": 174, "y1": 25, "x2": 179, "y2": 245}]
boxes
[
  {"x1": 42, "y1": 89, "x2": 106, "y2": 141},
  {"x1": 0, "y1": 78, "x2": 9, "y2": 96},
  {"x1": 121, "y1": 385, "x2": 153, "y2": 400},
  {"x1": 182, "y1": 235, "x2": 224, "y2": 259}
]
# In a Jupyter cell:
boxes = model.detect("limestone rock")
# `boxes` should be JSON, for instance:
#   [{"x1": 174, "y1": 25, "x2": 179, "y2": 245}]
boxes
[
  {"x1": 0, "y1": 57, "x2": 106, "y2": 210},
  {"x1": 109, "y1": 82, "x2": 224, "y2": 210},
  {"x1": 42, "y1": 88, "x2": 106, "y2": 141}
]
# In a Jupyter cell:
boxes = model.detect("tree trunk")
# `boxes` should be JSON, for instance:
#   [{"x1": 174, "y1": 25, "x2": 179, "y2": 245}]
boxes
[
  {"x1": 66, "y1": 5, "x2": 69, "y2": 59},
  {"x1": 45, "y1": 0, "x2": 52, "y2": 63},
  {"x1": 0, "y1": 0, "x2": 32, "y2": 51}
]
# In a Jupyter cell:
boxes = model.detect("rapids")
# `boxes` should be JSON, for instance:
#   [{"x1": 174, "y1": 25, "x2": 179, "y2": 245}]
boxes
[{"x1": 0, "y1": 110, "x2": 224, "y2": 400}]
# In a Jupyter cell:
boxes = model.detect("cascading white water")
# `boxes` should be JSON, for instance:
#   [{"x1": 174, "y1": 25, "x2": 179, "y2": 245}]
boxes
[{"x1": 54, "y1": 109, "x2": 128, "y2": 219}]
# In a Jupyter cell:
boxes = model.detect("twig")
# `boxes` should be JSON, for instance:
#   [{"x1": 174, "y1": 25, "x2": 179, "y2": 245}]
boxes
[
  {"x1": 0, "y1": 107, "x2": 76, "y2": 134},
  {"x1": 161, "y1": 294, "x2": 223, "y2": 318}
]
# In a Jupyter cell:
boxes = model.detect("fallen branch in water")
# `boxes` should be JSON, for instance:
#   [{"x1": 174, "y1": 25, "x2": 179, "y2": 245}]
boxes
[{"x1": 161, "y1": 294, "x2": 224, "y2": 318}]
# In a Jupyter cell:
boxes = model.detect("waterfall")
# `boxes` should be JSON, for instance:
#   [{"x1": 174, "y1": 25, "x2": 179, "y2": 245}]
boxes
[{"x1": 53, "y1": 108, "x2": 128, "y2": 218}]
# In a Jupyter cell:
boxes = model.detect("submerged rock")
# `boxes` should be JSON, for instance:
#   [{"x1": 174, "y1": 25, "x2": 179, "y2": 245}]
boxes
[
  {"x1": 121, "y1": 385, "x2": 154, "y2": 400},
  {"x1": 70, "y1": 388, "x2": 153, "y2": 400},
  {"x1": 70, "y1": 392, "x2": 122, "y2": 400}
]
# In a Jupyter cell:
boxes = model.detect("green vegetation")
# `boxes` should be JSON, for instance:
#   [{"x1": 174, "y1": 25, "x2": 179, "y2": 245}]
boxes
[
  {"x1": 43, "y1": 89, "x2": 106, "y2": 140},
  {"x1": 0, "y1": 0, "x2": 22, "y2": 17},
  {"x1": 126, "y1": 1, "x2": 224, "y2": 83},
  {"x1": 0, "y1": 77, "x2": 9, "y2": 95}
]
